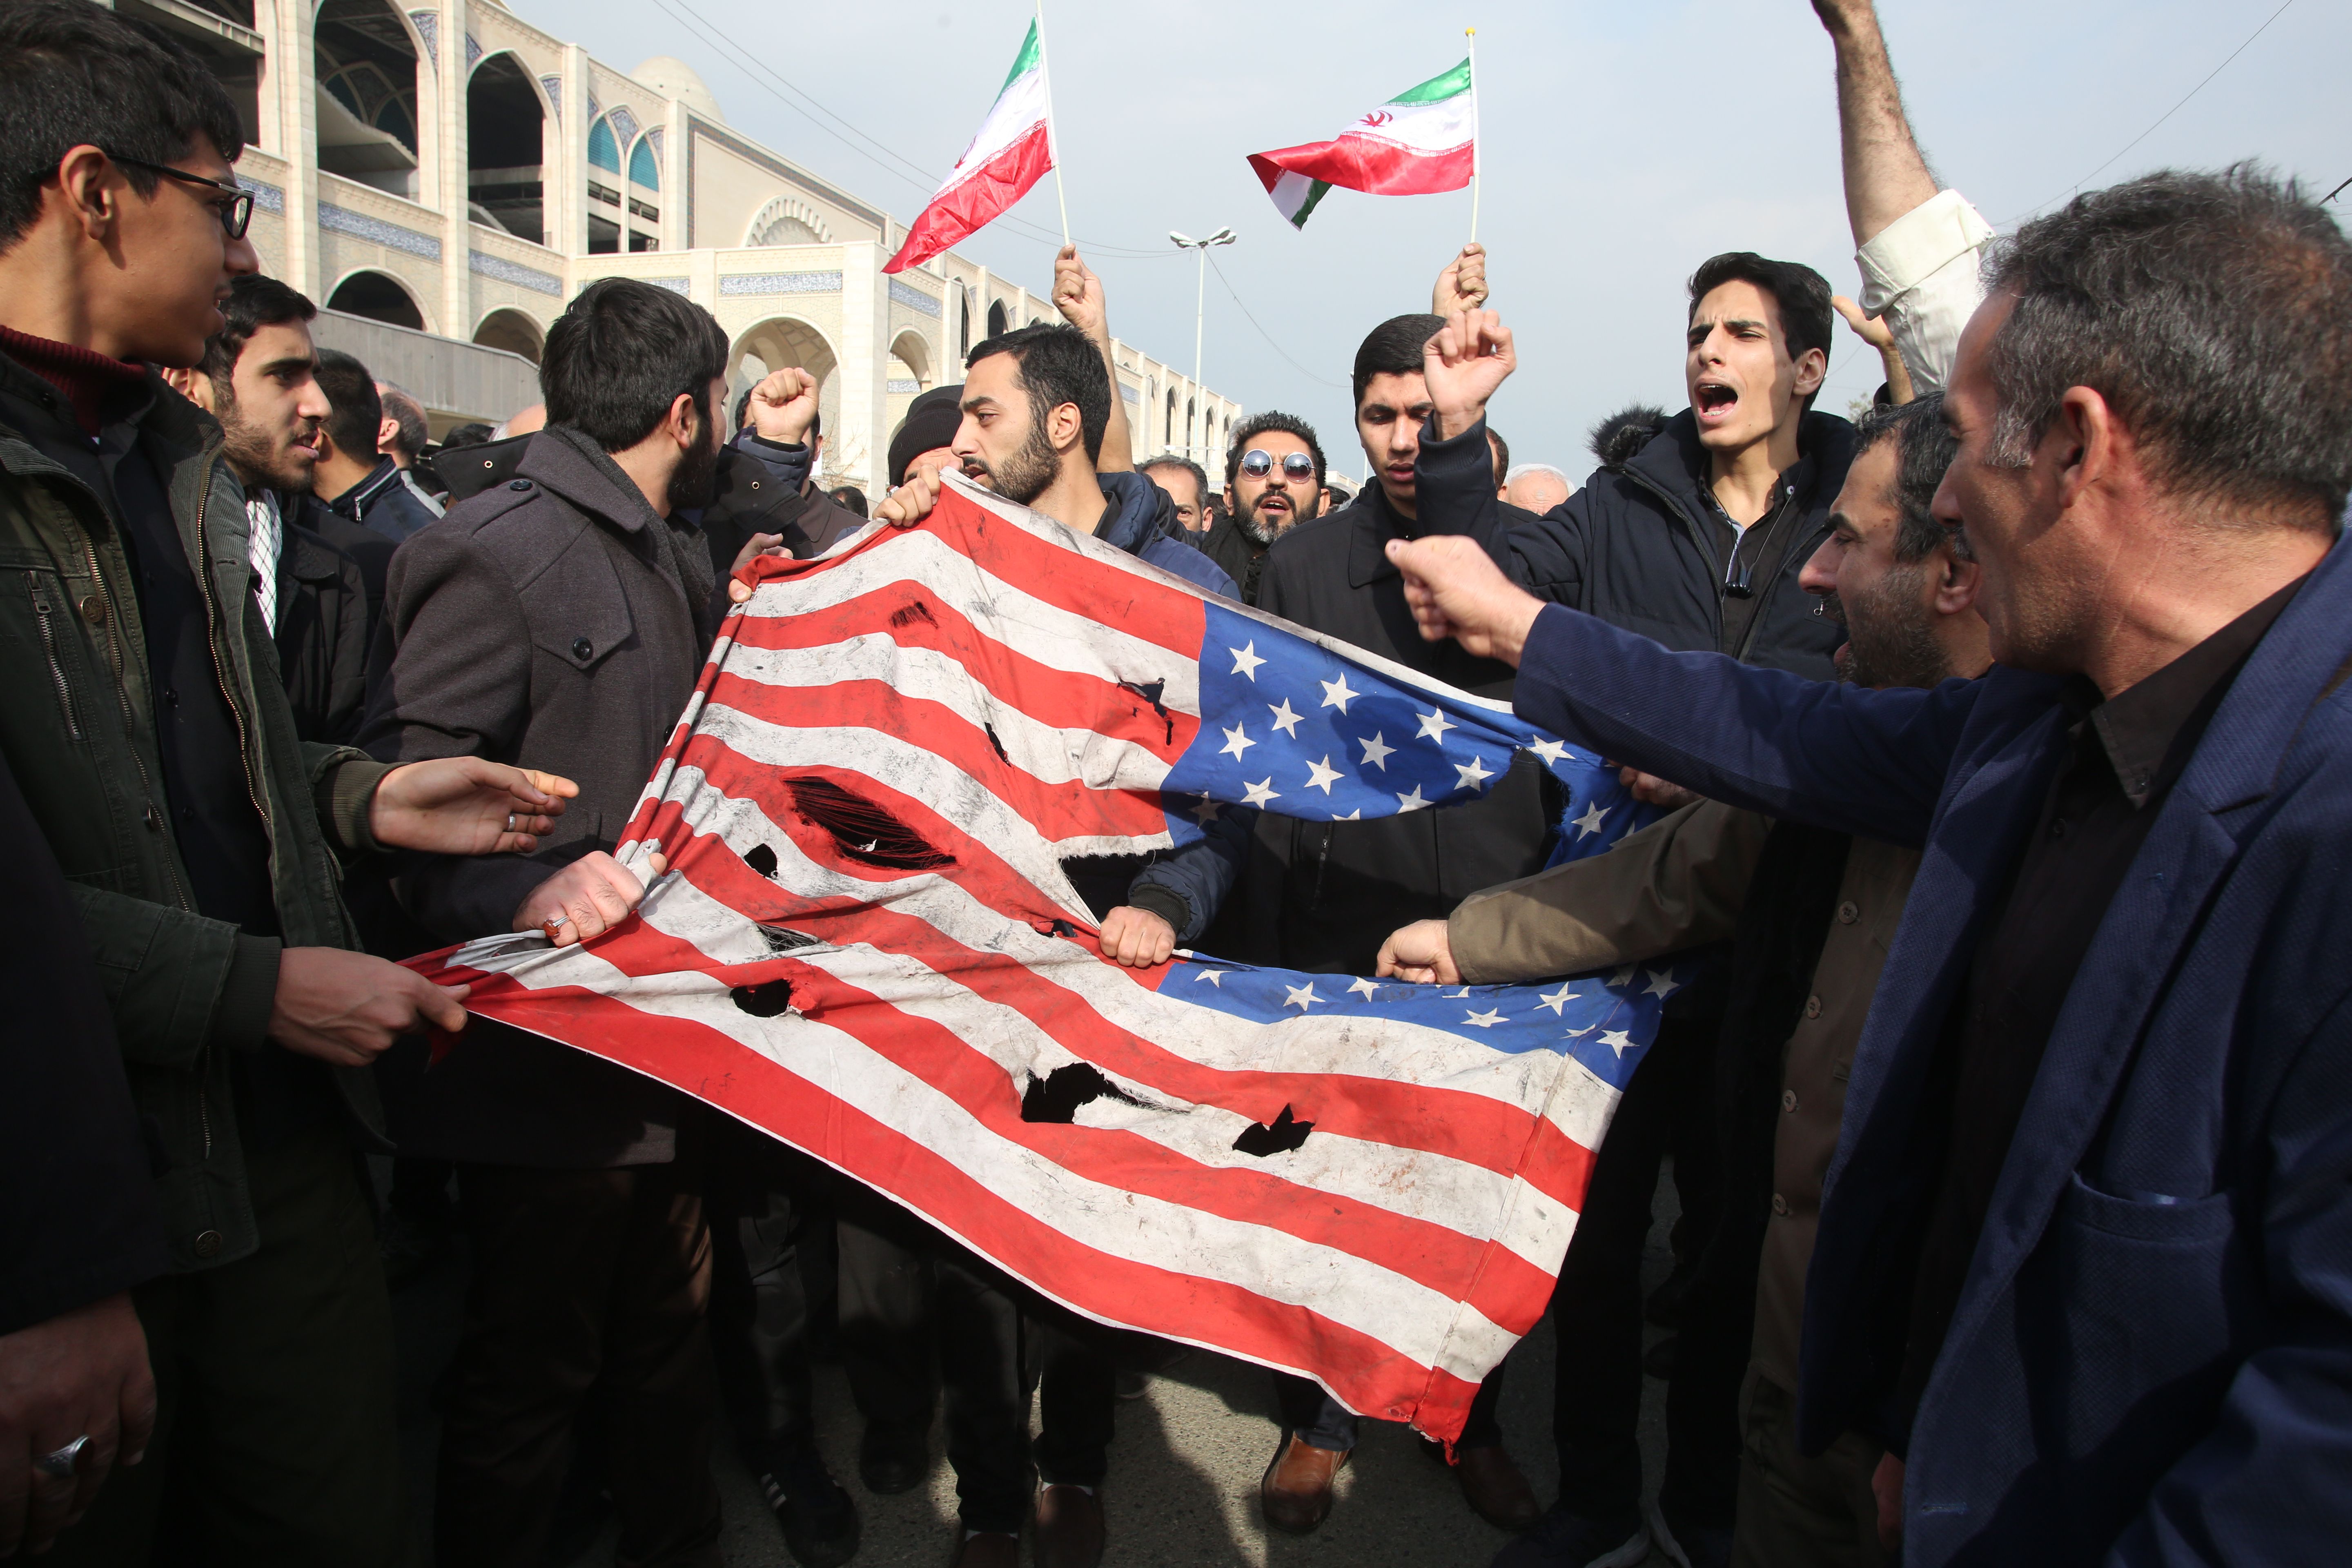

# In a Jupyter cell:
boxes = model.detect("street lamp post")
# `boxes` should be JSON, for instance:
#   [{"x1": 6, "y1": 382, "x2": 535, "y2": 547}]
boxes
[{"x1": 1169, "y1": 226, "x2": 1235, "y2": 466}]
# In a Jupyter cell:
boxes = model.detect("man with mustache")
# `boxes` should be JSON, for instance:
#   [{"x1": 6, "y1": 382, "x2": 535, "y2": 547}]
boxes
[
  {"x1": 1197, "y1": 412, "x2": 1325, "y2": 606},
  {"x1": 1381, "y1": 394, "x2": 1983, "y2": 1566}
]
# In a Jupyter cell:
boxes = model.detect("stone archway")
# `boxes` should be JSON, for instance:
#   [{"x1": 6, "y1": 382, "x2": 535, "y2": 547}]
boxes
[
  {"x1": 467, "y1": 51, "x2": 548, "y2": 243},
  {"x1": 730, "y1": 316, "x2": 840, "y2": 444},
  {"x1": 327, "y1": 268, "x2": 427, "y2": 331},
  {"x1": 473, "y1": 307, "x2": 545, "y2": 364}
]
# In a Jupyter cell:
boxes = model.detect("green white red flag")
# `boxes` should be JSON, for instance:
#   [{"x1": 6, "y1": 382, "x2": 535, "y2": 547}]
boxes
[
  {"x1": 1248, "y1": 58, "x2": 1476, "y2": 229},
  {"x1": 885, "y1": 20, "x2": 1054, "y2": 274}
]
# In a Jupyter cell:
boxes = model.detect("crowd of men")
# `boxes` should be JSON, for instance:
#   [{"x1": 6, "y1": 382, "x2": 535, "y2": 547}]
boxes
[{"x1": 4, "y1": 1, "x2": 2348, "y2": 1566}]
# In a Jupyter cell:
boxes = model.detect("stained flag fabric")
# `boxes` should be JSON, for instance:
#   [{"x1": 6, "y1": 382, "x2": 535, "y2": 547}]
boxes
[
  {"x1": 883, "y1": 20, "x2": 1055, "y2": 274},
  {"x1": 409, "y1": 476, "x2": 1682, "y2": 1441},
  {"x1": 1248, "y1": 58, "x2": 1476, "y2": 229}
]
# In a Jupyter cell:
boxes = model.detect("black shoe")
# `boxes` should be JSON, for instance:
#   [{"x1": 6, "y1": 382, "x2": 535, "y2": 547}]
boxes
[
  {"x1": 378, "y1": 1209, "x2": 449, "y2": 1291},
  {"x1": 858, "y1": 1422, "x2": 929, "y2": 1495},
  {"x1": 1490, "y1": 1503, "x2": 1647, "y2": 1568},
  {"x1": 1644, "y1": 1334, "x2": 1677, "y2": 1381},
  {"x1": 756, "y1": 1446, "x2": 862, "y2": 1568}
]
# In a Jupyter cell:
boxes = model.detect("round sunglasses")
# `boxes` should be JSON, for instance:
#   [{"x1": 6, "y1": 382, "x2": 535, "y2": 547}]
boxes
[{"x1": 1239, "y1": 449, "x2": 1316, "y2": 482}]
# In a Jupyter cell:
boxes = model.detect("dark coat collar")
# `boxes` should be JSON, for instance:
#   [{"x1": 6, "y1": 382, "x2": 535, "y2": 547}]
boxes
[{"x1": 517, "y1": 425, "x2": 665, "y2": 536}]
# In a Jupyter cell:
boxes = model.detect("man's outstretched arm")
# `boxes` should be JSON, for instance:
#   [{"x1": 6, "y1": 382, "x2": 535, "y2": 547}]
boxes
[{"x1": 1385, "y1": 534, "x2": 1967, "y2": 846}]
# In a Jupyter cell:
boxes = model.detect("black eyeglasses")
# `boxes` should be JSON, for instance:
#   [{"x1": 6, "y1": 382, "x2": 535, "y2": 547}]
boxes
[
  {"x1": 1240, "y1": 449, "x2": 1316, "y2": 482},
  {"x1": 106, "y1": 154, "x2": 254, "y2": 239}
]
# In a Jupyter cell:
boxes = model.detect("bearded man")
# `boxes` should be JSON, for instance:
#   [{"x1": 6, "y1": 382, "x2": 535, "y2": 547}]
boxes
[{"x1": 1198, "y1": 412, "x2": 1325, "y2": 605}]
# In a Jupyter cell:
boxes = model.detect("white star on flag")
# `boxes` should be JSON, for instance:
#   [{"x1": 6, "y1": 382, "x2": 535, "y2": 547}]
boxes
[
  {"x1": 1194, "y1": 970, "x2": 1226, "y2": 987},
  {"x1": 1573, "y1": 801, "x2": 1610, "y2": 837},
  {"x1": 1463, "y1": 1009, "x2": 1506, "y2": 1028},
  {"x1": 1454, "y1": 755, "x2": 1495, "y2": 791},
  {"x1": 1537, "y1": 983, "x2": 1577, "y2": 1016},
  {"x1": 1527, "y1": 738, "x2": 1568, "y2": 766},
  {"x1": 1643, "y1": 969, "x2": 1683, "y2": 999},
  {"x1": 1284, "y1": 982, "x2": 1321, "y2": 1010},
  {"x1": 1242, "y1": 778, "x2": 1281, "y2": 807},
  {"x1": 1358, "y1": 733, "x2": 1394, "y2": 771},
  {"x1": 1449, "y1": 987, "x2": 1475, "y2": 998},
  {"x1": 1601, "y1": 1029, "x2": 1635, "y2": 1058},
  {"x1": 1610, "y1": 965, "x2": 1638, "y2": 988},
  {"x1": 1396, "y1": 784, "x2": 1429, "y2": 811},
  {"x1": 1304, "y1": 756, "x2": 1341, "y2": 793},
  {"x1": 1189, "y1": 797, "x2": 1222, "y2": 824},
  {"x1": 1416, "y1": 708, "x2": 1455, "y2": 743},
  {"x1": 1338, "y1": 808, "x2": 1361, "y2": 820},
  {"x1": 1267, "y1": 699, "x2": 1303, "y2": 737},
  {"x1": 1229, "y1": 642, "x2": 1265, "y2": 680},
  {"x1": 1348, "y1": 977, "x2": 1380, "y2": 1000},
  {"x1": 1220, "y1": 722, "x2": 1256, "y2": 760},
  {"x1": 1320, "y1": 674, "x2": 1359, "y2": 712}
]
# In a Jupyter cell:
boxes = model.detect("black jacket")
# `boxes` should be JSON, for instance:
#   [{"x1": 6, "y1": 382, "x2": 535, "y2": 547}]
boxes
[
  {"x1": 328, "y1": 454, "x2": 439, "y2": 543},
  {"x1": 1416, "y1": 409, "x2": 1857, "y2": 679},
  {"x1": 1221, "y1": 482, "x2": 1559, "y2": 974},
  {"x1": 0, "y1": 746, "x2": 167, "y2": 1334},
  {"x1": 697, "y1": 437, "x2": 869, "y2": 581},
  {"x1": 271, "y1": 521, "x2": 371, "y2": 744},
  {"x1": 1196, "y1": 509, "x2": 1270, "y2": 606},
  {"x1": 361, "y1": 427, "x2": 719, "y2": 1167}
]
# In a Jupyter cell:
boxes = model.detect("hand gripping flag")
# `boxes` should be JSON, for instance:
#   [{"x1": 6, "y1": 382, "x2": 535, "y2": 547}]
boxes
[
  {"x1": 1249, "y1": 58, "x2": 1475, "y2": 229},
  {"x1": 410, "y1": 476, "x2": 1686, "y2": 1441},
  {"x1": 884, "y1": 20, "x2": 1054, "y2": 274}
]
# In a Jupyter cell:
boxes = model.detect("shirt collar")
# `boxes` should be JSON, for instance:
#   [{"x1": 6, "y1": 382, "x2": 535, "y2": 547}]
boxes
[{"x1": 2089, "y1": 573, "x2": 2308, "y2": 807}]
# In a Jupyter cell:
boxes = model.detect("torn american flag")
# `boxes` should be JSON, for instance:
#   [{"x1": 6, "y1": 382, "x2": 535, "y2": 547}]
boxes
[{"x1": 411, "y1": 474, "x2": 1682, "y2": 1441}]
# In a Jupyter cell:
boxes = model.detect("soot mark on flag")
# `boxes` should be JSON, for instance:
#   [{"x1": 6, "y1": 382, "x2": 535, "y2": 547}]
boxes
[
  {"x1": 1233, "y1": 1106, "x2": 1314, "y2": 1157},
  {"x1": 757, "y1": 925, "x2": 818, "y2": 952},
  {"x1": 984, "y1": 722, "x2": 1009, "y2": 764},
  {"x1": 1119, "y1": 679, "x2": 1174, "y2": 746},
  {"x1": 1021, "y1": 1062, "x2": 1148, "y2": 1125},
  {"x1": 785, "y1": 777, "x2": 954, "y2": 871},
  {"x1": 731, "y1": 978, "x2": 795, "y2": 1017},
  {"x1": 889, "y1": 600, "x2": 938, "y2": 630},
  {"x1": 743, "y1": 844, "x2": 780, "y2": 879}
]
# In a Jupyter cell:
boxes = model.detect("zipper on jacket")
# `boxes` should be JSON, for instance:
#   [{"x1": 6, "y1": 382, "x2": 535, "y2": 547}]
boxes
[
  {"x1": 27, "y1": 577, "x2": 82, "y2": 741},
  {"x1": 189, "y1": 464, "x2": 271, "y2": 830},
  {"x1": 1309, "y1": 824, "x2": 1334, "y2": 909}
]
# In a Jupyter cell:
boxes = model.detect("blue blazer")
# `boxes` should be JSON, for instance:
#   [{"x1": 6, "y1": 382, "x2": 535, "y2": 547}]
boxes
[{"x1": 1510, "y1": 533, "x2": 2352, "y2": 1566}]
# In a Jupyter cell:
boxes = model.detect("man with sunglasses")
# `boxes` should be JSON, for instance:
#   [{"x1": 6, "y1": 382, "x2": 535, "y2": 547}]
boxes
[
  {"x1": 1198, "y1": 414, "x2": 1325, "y2": 606},
  {"x1": 0, "y1": 6, "x2": 581, "y2": 1560}
]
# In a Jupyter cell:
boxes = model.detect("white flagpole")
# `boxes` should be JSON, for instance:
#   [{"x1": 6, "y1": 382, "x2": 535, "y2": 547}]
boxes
[
  {"x1": 1466, "y1": 27, "x2": 1481, "y2": 245},
  {"x1": 1036, "y1": 0, "x2": 1072, "y2": 247}
]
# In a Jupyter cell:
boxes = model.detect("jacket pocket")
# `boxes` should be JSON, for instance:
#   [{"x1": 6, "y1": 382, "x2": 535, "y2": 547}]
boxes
[{"x1": 2058, "y1": 1170, "x2": 2233, "y2": 1244}]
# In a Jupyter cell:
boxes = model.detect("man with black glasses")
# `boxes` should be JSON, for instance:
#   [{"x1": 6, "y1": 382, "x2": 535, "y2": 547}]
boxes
[{"x1": 1198, "y1": 412, "x2": 1325, "y2": 605}]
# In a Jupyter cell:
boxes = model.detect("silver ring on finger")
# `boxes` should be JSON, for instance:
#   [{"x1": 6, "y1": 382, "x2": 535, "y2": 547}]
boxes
[
  {"x1": 33, "y1": 1435, "x2": 89, "y2": 1479},
  {"x1": 506, "y1": 812, "x2": 517, "y2": 833}
]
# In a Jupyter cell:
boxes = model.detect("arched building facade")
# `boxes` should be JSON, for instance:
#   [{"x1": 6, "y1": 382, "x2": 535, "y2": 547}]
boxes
[{"x1": 122, "y1": 0, "x2": 1237, "y2": 488}]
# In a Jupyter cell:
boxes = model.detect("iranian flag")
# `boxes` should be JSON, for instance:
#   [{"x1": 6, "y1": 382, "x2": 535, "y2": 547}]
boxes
[
  {"x1": 884, "y1": 20, "x2": 1055, "y2": 274},
  {"x1": 1248, "y1": 58, "x2": 1475, "y2": 230}
]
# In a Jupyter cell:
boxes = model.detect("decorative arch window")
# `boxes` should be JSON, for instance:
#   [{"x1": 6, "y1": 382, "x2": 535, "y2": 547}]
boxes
[
  {"x1": 628, "y1": 136, "x2": 660, "y2": 191},
  {"x1": 320, "y1": 56, "x2": 417, "y2": 151},
  {"x1": 587, "y1": 116, "x2": 622, "y2": 174},
  {"x1": 987, "y1": 300, "x2": 1009, "y2": 338},
  {"x1": 1164, "y1": 388, "x2": 1176, "y2": 445}
]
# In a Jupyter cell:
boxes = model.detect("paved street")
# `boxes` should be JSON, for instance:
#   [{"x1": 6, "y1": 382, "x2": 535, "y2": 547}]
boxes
[{"x1": 388, "y1": 1167, "x2": 1682, "y2": 1568}]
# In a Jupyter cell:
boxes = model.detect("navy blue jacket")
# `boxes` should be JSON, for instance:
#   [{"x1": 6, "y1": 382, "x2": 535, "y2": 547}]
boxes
[
  {"x1": 1416, "y1": 409, "x2": 1854, "y2": 679},
  {"x1": 1506, "y1": 537, "x2": 2352, "y2": 1566}
]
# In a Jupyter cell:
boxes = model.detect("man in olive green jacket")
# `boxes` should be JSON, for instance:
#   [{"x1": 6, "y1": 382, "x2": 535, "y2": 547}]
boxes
[{"x1": 0, "y1": 7, "x2": 585, "y2": 1559}]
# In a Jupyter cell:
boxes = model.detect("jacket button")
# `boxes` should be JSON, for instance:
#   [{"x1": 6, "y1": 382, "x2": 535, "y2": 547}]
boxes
[
  {"x1": 78, "y1": 593, "x2": 105, "y2": 625},
  {"x1": 508, "y1": 479, "x2": 532, "y2": 492},
  {"x1": 192, "y1": 1229, "x2": 223, "y2": 1258},
  {"x1": 572, "y1": 636, "x2": 593, "y2": 660},
  {"x1": 1837, "y1": 900, "x2": 1859, "y2": 924},
  {"x1": 143, "y1": 804, "x2": 163, "y2": 831},
  {"x1": 1804, "y1": 995, "x2": 1822, "y2": 1019},
  {"x1": 1771, "y1": 1194, "x2": 1790, "y2": 1217},
  {"x1": 1782, "y1": 1089, "x2": 1798, "y2": 1113}
]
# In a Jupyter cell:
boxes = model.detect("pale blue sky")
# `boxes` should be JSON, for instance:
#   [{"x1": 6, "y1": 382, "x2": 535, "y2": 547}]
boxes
[{"x1": 519, "y1": 0, "x2": 2345, "y2": 483}]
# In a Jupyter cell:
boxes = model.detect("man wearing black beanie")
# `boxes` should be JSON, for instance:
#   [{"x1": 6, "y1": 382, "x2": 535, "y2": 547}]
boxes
[{"x1": 888, "y1": 382, "x2": 967, "y2": 489}]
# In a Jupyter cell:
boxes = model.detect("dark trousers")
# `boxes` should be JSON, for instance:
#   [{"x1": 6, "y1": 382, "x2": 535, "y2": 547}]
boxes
[
  {"x1": 45, "y1": 1127, "x2": 407, "y2": 1568},
  {"x1": 837, "y1": 1191, "x2": 1033, "y2": 1533},
  {"x1": 1731, "y1": 1368, "x2": 1887, "y2": 1568},
  {"x1": 706, "y1": 1118, "x2": 829, "y2": 1461},
  {"x1": 1271, "y1": 1362, "x2": 1509, "y2": 1453},
  {"x1": 1032, "y1": 1327, "x2": 1117, "y2": 1488},
  {"x1": 1552, "y1": 1015, "x2": 1740, "y2": 1528},
  {"x1": 435, "y1": 1156, "x2": 721, "y2": 1568}
]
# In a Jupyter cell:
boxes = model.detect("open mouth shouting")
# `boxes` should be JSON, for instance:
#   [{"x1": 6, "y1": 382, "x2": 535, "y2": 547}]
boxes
[{"x1": 1694, "y1": 380, "x2": 1740, "y2": 428}]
